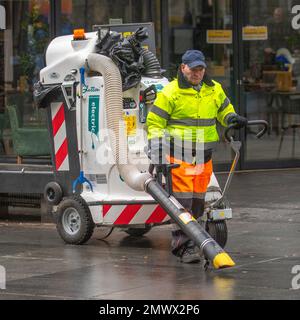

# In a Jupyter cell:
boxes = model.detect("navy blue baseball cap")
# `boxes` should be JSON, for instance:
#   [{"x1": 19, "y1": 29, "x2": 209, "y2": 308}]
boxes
[{"x1": 182, "y1": 50, "x2": 207, "y2": 68}]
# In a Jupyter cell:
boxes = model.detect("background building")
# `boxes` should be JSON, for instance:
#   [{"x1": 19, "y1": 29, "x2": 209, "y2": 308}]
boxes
[{"x1": 0, "y1": 0, "x2": 300, "y2": 171}]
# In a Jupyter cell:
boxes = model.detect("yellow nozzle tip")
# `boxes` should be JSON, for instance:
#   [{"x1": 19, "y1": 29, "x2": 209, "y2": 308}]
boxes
[{"x1": 213, "y1": 253, "x2": 235, "y2": 269}]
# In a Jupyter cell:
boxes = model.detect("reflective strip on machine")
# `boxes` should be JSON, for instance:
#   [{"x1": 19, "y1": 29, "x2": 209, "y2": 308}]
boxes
[
  {"x1": 51, "y1": 102, "x2": 70, "y2": 171},
  {"x1": 102, "y1": 204, "x2": 169, "y2": 225}
]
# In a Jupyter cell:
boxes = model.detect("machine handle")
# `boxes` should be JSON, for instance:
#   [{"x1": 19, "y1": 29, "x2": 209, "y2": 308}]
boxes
[
  {"x1": 149, "y1": 163, "x2": 155, "y2": 175},
  {"x1": 79, "y1": 67, "x2": 85, "y2": 86},
  {"x1": 142, "y1": 84, "x2": 157, "y2": 103},
  {"x1": 224, "y1": 120, "x2": 269, "y2": 142},
  {"x1": 247, "y1": 120, "x2": 269, "y2": 138}
]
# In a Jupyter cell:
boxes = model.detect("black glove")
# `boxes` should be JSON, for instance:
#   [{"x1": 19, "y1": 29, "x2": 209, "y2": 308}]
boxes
[
  {"x1": 147, "y1": 138, "x2": 165, "y2": 165},
  {"x1": 227, "y1": 114, "x2": 248, "y2": 129}
]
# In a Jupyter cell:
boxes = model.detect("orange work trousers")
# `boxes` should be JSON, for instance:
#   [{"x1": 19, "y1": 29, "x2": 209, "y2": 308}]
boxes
[
  {"x1": 167, "y1": 155, "x2": 213, "y2": 255},
  {"x1": 166, "y1": 155, "x2": 213, "y2": 218}
]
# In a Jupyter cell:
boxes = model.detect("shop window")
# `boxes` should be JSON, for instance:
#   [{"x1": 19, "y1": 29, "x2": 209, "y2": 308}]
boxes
[
  {"x1": 168, "y1": 0, "x2": 232, "y2": 86},
  {"x1": 241, "y1": 1, "x2": 300, "y2": 163},
  {"x1": 0, "y1": 0, "x2": 50, "y2": 162},
  {"x1": 58, "y1": 0, "x2": 162, "y2": 68},
  {"x1": 168, "y1": 0, "x2": 234, "y2": 166},
  {"x1": 59, "y1": 0, "x2": 153, "y2": 35}
]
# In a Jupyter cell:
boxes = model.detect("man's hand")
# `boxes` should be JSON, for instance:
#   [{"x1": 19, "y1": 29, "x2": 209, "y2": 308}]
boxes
[
  {"x1": 227, "y1": 114, "x2": 248, "y2": 129},
  {"x1": 147, "y1": 147, "x2": 160, "y2": 164}
]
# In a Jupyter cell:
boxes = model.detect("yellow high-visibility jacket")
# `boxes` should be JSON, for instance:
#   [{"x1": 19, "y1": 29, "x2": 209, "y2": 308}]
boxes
[{"x1": 147, "y1": 72, "x2": 236, "y2": 150}]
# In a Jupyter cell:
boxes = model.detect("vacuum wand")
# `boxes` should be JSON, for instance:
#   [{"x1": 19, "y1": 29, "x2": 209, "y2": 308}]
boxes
[
  {"x1": 72, "y1": 67, "x2": 93, "y2": 193},
  {"x1": 145, "y1": 179, "x2": 235, "y2": 269}
]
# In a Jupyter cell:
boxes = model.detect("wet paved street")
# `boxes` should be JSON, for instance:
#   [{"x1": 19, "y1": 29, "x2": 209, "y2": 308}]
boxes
[{"x1": 0, "y1": 169, "x2": 299, "y2": 300}]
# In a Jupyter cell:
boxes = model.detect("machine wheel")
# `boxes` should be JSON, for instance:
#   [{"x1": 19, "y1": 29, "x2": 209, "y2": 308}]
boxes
[
  {"x1": 125, "y1": 225, "x2": 152, "y2": 237},
  {"x1": 44, "y1": 182, "x2": 63, "y2": 206},
  {"x1": 56, "y1": 195, "x2": 95, "y2": 244},
  {"x1": 206, "y1": 220, "x2": 228, "y2": 248}
]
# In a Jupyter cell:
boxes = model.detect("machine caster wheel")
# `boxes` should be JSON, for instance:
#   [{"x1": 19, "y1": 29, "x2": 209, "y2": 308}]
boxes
[
  {"x1": 206, "y1": 220, "x2": 228, "y2": 248},
  {"x1": 56, "y1": 195, "x2": 95, "y2": 244},
  {"x1": 124, "y1": 225, "x2": 152, "y2": 237},
  {"x1": 44, "y1": 182, "x2": 63, "y2": 205},
  {"x1": 95, "y1": 226, "x2": 114, "y2": 240}
]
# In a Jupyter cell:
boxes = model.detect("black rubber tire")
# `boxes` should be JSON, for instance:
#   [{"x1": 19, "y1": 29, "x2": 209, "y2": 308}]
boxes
[
  {"x1": 44, "y1": 182, "x2": 63, "y2": 206},
  {"x1": 56, "y1": 195, "x2": 95, "y2": 245},
  {"x1": 206, "y1": 220, "x2": 228, "y2": 249},
  {"x1": 125, "y1": 225, "x2": 152, "y2": 237}
]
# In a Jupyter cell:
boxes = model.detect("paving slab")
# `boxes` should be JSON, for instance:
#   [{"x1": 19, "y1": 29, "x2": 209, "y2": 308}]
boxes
[{"x1": 0, "y1": 169, "x2": 299, "y2": 300}]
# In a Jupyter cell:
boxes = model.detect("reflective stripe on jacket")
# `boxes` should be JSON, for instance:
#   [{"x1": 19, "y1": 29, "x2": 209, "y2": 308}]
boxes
[{"x1": 146, "y1": 72, "x2": 236, "y2": 149}]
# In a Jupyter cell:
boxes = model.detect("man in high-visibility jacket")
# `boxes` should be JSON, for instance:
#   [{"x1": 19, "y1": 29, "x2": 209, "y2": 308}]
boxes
[{"x1": 146, "y1": 50, "x2": 247, "y2": 263}]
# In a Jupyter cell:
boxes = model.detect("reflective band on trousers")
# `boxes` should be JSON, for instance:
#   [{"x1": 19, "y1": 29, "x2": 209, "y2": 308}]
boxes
[
  {"x1": 173, "y1": 192, "x2": 205, "y2": 199},
  {"x1": 168, "y1": 118, "x2": 216, "y2": 126}
]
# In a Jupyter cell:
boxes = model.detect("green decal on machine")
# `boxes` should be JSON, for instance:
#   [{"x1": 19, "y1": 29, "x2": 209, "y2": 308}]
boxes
[{"x1": 88, "y1": 95, "x2": 99, "y2": 136}]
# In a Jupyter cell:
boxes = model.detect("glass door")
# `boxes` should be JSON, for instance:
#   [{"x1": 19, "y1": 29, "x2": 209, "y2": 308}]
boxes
[
  {"x1": 168, "y1": 0, "x2": 235, "y2": 169},
  {"x1": 239, "y1": 0, "x2": 300, "y2": 168},
  {"x1": 0, "y1": 0, "x2": 51, "y2": 163},
  {"x1": 58, "y1": 0, "x2": 153, "y2": 35}
]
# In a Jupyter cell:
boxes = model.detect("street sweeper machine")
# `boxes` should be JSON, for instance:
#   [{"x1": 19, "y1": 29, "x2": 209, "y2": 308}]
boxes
[{"x1": 2, "y1": 23, "x2": 268, "y2": 269}]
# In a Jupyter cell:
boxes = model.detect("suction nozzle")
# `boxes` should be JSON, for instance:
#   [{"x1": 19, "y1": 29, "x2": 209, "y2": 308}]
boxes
[
  {"x1": 213, "y1": 253, "x2": 235, "y2": 269},
  {"x1": 146, "y1": 179, "x2": 235, "y2": 269}
]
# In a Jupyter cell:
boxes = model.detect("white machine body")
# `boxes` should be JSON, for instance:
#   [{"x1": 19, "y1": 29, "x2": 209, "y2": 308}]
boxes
[
  {"x1": 41, "y1": 32, "x2": 98, "y2": 85},
  {"x1": 42, "y1": 31, "x2": 224, "y2": 226}
]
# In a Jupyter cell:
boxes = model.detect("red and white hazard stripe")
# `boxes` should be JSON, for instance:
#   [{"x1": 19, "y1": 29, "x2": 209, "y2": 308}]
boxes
[
  {"x1": 102, "y1": 204, "x2": 169, "y2": 225},
  {"x1": 51, "y1": 102, "x2": 70, "y2": 171}
]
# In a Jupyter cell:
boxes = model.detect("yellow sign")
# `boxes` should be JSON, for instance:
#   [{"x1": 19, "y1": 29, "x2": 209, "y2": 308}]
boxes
[
  {"x1": 207, "y1": 30, "x2": 232, "y2": 44},
  {"x1": 123, "y1": 114, "x2": 136, "y2": 136},
  {"x1": 242, "y1": 26, "x2": 268, "y2": 41},
  {"x1": 210, "y1": 65, "x2": 226, "y2": 77},
  {"x1": 179, "y1": 212, "x2": 196, "y2": 225}
]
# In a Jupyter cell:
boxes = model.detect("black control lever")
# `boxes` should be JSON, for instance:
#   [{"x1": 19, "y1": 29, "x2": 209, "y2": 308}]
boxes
[
  {"x1": 142, "y1": 84, "x2": 157, "y2": 102},
  {"x1": 148, "y1": 163, "x2": 180, "y2": 195},
  {"x1": 164, "y1": 163, "x2": 180, "y2": 195}
]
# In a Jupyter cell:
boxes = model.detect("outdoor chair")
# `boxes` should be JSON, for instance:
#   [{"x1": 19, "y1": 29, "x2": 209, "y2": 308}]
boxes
[{"x1": 7, "y1": 104, "x2": 51, "y2": 164}]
